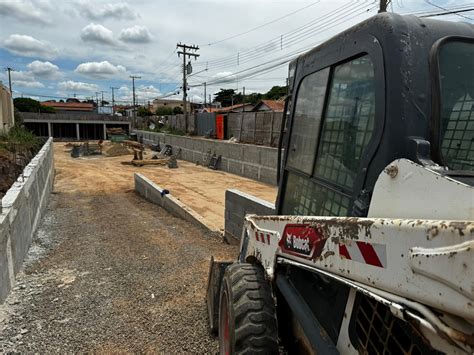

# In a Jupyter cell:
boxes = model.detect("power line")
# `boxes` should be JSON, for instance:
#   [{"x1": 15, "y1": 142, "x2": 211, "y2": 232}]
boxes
[
  {"x1": 419, "y1": 7, "x2": 474, "y2": 18},
  {"x1": 191, "y1": 3, "x2": 377, "y2": 86},
  {"x1": 193, "y1": 1, "x2": 372, "y2": 71},
  {"x1": 423, "y1": 0, "x2": 473, "y2": 20},
  {"x1": 204, "y1": 1, "x2": 321, "y2": 46}
]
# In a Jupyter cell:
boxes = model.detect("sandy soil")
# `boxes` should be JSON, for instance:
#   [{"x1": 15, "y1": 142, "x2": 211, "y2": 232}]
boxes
[
  {"x1": 55, "y1": 142, "x2": 277, "y2": 231},
  {"x1": 0, "y1": 141, "x2": 245, "y2": 352}
]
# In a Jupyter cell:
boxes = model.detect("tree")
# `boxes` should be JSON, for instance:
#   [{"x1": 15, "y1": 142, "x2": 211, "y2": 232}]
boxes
[
  {"x1": 173, "y1": 106, "x2": 183, "y2": 114},
  {"x1": 263, "y1": 86, "x2": 287, "y2": 100},
  {"x1": 155, "y1": 106, "x2": 174, "y2": 115},
  {"x1": 214, "y1": 88, "x2": 242, "y2": 107},
  {"x1": 13, "y1": 98, "x2": 55, "y2": 113},
  {"x1": 247, "y1": 92, "x2": 263, "y2": 105},
  {"x1": 137, "y1": 106, "x2": 153, "y2": 117}
]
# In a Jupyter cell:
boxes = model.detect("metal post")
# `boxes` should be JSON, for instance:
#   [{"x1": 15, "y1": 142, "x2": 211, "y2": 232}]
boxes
[
  {"x1": 76, "y1": 123, "x2": 80, "y2": 141},
  {"x1": 379, "y1": 0, "x2": 390, "y2": 13},
  {"x1": 5, "y1": 67, "x2": 13, "y2": 94},
  {"x1": 130, "y1": 75, "x2": 141, "y2": 128}
]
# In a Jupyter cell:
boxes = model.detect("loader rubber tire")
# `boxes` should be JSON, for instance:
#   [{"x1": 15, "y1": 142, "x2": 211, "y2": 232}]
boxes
[{"x1": 218, "y1": 263, "x2": 278, "y2": 355}]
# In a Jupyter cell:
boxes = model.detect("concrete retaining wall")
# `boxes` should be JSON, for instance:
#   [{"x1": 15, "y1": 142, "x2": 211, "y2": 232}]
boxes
[
  {"x1": 0, "y1": 138, "x2": 55, "y2": 303},
  {"x1": 134, "y1": 173, "x2": 220, "y2": 235},
  {"x1": 135, "y1": 130, "x2": 278, "y2": 185},
  {"x1": 224, "y1": 189, "x2": 275, "y2": 242}
]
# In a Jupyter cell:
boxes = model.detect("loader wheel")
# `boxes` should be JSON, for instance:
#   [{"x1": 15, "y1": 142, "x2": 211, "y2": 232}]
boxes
[{"x1": 218, "y1": 263, "x2": 278, "y2": 354}]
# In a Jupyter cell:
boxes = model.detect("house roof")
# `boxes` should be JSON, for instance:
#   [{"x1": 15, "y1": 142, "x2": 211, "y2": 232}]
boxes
[
  {"x1": 41, "y1": 101, "x2": 94, "y2": 112},
  {"x1": 253, "y1": 99, "x2": 285, "y2": 112}
]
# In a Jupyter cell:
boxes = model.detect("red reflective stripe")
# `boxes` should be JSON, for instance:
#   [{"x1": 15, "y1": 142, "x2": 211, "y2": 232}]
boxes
[
  {"x1": 255, "y1": 231, "x2": 259, "y2": 241},
  {"x1": 260, "y1": 232, "x2": 265, "y2": 243},
  {"x1": 339, "y1": 244, "x2": 351, "y2": 259},
  {"x1": 266, "y1": 234, "x2": 271, "y2": 244},
  {"x1": 356, "y1": 242, "x2": 383, "y2": 268}
]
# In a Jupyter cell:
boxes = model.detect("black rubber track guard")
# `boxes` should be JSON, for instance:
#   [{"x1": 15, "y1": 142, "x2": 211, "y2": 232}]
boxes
[{"x1": 219, "y1": 263, "x2": 278, "y2": 354}]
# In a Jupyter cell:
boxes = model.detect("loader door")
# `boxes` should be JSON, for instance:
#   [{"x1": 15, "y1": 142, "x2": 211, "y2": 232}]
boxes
[{"x1": 279, "y1": 54, "x2": 380, "y2": 217}]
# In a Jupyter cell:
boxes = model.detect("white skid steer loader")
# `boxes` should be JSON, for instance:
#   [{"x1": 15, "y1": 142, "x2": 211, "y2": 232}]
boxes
[{"x1": 206, "y1": 13, "x2": 474, "y2": 355}]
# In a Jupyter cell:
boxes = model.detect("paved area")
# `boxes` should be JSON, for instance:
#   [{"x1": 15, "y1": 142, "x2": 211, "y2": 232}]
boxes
[{"x1": 0, "y1": 143, "x2": 237, "y2": 353}]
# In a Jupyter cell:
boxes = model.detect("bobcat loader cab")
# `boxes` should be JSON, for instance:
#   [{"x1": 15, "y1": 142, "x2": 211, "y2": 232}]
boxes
[{"x1": 206, "y1": 13, "x2": 474, "y2": 354}]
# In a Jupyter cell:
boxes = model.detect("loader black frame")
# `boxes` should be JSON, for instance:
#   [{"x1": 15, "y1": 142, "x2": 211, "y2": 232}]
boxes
[{"x1": 207, "y1": 12, "x2": 474, "y2": 354}]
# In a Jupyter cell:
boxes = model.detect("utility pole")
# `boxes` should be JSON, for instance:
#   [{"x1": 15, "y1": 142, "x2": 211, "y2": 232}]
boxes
[
  {"x1": 177, "y1": 43, "x2": 199, "y2": 132},
  {"x1": 130, "y1": 75, "x2": 141, "y2": 128},
  {"x1": 95, "y1": 92, "x2": 100, "y2": 110},
  {"x1": 204, "y1": 82, "x2": 207, "y2": 109},
  {"x1": 4, "y1": 67, "x2": 14, "y2": 94},
  {"x1": 110, "y1": 87, "x2": 118, "y2": 115},
  {"x1": 379, "y1": 0, "x2": 391, "y2": 13},
  {"x1": 100, "y1": 91, "x2": 106, "y2": 107}
]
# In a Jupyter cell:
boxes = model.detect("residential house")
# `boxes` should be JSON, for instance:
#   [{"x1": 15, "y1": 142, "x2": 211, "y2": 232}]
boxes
[{"x1": 252, "y1": 99, "x2": 285, "y2": 112}]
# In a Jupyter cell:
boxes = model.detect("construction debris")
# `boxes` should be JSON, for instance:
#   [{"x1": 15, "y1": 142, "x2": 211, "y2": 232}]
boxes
[
  {"x1": 105, "y1": 143, "x2": 133, "y2": 157},
  {"x1": 70, "y1": 141, "x2": 103, "y2": 158}
]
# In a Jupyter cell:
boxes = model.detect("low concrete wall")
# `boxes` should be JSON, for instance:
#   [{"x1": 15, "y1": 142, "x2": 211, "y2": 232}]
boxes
[
  {"x1": 224, "y1": 189, "x2": 275, "y2": 242},
  {"x1": 134, "y1": 173, "x2": 220, "y2": 235},
  {"x1": 0, "y1": 138, "x2": 54, "y2": 303},
  {"x1": 135, "y1": 130, "x2": 278, "y2": 185}
]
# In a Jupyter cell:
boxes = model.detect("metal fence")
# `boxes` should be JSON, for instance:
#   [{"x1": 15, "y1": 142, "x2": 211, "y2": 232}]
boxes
[
  {"x1": 227, "y1": 111, "x2": 283, "y2": 147},
  {"x1": 155, "y1": 111, "x2": 283, "y2": 147}
]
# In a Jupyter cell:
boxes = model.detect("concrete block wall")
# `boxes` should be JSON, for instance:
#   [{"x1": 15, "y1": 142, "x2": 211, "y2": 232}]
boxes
[
  {"x1": 0, "y1": 138, "x2": 54, "y2": 303},
  {"x1": 225, "y1": 189, "x2": 275, "y2": 242},
  {"x1": 135, "y1": 130, "x2": 278, "y2": 185},
  {"x1": 134, "y1": 173, "x2": 220, "y2": 235}
]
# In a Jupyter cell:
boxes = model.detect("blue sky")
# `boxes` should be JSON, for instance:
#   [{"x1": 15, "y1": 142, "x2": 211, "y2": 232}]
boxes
[{"x1": 0, "y1": 0, "x2": 471, "y2": 105}]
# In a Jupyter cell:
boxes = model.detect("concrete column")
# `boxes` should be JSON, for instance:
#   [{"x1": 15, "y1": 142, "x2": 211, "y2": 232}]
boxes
[
  {"x1": 47, "y1": 122, "x2": 52, "y2": 137},
  {"x1": 76, "y1": 123, "x2": 80, "y2": 141},
  {"x1": 103, "y1": 124, "x2": 107, "y2": 140}
]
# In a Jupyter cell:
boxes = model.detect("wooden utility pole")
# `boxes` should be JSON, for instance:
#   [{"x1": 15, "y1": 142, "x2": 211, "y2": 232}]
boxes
[
  {"x1": 379, "y1": 0, "x2": 391, "y2": 13},
  {"x1": 130, "y1": 75, "x2": 141, "y2": 128},
  {"x1": 4, "y1": 67, "x2": 14, "y2": 94},
  {"x1": 177, "y1": 43, "x2": 199, "y2": 132},
  {"x1": 204, "y1": 82, "x2": 207, "y2": 109}
]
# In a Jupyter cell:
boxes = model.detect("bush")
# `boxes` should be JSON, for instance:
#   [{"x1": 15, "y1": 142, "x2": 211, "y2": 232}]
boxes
[
  {"x1": 0, "y1": 125, "x2": 41, "y2": 155},
  {"x1": 155, "y1": 107, "x2": 174, "y2": 116},
  {"x1": 173, "y1": 106, "x2": 183, "y2": 114}
]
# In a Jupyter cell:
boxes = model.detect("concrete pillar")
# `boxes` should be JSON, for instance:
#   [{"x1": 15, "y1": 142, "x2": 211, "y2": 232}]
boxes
[
  {"x1": 76, "y1": 123, "x2": 80, "y2": 141},
  {"x1": 103, "y1": 124, "x2": 107, "y2": 140},
  {"x1": 47, "y1": 122, "x2": 52, "y2": 137}
]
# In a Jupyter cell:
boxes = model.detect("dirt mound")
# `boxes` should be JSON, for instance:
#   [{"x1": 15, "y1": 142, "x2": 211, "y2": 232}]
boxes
[{"x1": 105, "y1": 144, "x2": 133, "y2": 157}]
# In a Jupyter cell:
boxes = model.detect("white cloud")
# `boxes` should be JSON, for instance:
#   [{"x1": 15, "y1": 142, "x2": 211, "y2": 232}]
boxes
[
  {"x1": 213, "y1": 71, "x2": 236, "y2": 80},
  {"x1": 11, "y1": 71, "x2": 44, "y2": 88},
  {"x1": 58, "y1": 80, "x2": 99, "y2": 92},
  {"x1": 0, "y1": 1, "x2": 50, "y2": 25},
  {"x1": 119, "y1": 25, "x2": 152, "y2": 43},
  {"x1": 80, "y1": 23, "x2": 117, "y2": 46},
  {"x1": 27, "y1": 60, "x2": 60, "y2": 78},
  {"x1": 79, "y1": 2, "x2": 138, "y2": 20},
  {"x1": 3, "y1": 34, "x2": 58, "y2": 59},
  {"x1": 118, "y1": 85, "x2": 160, "y2": 101},
  {"x1": 75, "y1": 61, "x2": 126, "y2": 79}
]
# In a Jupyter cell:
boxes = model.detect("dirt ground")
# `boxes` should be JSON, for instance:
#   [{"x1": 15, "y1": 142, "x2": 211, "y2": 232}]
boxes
[
  {"x1": 56, "y1": 142, "x2": 277, "y2": 231},
  {"x1": 0, "y1": 142, "x2": 245, "y2": 353}
]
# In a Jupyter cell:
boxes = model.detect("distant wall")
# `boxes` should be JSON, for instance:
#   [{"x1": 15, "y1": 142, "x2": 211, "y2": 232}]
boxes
[
  {"x1": 224, "y1": 189, "x2": 275, "y2": 242},
  {"x1": 0, "y1": 138, "x2": 54, "y2": 303},
  {"x1": 135, "y1": 130, "x2": 278, "y2": 185}
]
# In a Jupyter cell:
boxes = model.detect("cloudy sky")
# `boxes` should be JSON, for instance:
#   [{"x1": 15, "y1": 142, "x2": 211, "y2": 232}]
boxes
[{"x1": 0, "y1": 0, "x2": 471, "y2": 104}]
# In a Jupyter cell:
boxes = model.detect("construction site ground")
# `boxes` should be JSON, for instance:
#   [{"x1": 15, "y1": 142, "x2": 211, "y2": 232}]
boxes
[{"x1": 0, "y1": 142, "x2": 276, "y2": 352}]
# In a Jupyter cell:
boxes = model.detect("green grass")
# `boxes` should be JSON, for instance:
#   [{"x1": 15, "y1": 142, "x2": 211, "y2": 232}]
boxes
[{"x1": 0, "y1": 125, "x2": 42, "y2": 155}]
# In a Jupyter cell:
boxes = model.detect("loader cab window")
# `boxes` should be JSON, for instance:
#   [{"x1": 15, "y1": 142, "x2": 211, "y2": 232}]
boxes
[
  {"x1": 282, "y1": 55, "x2": 376, "y2": 216},
  {"x1": 438, "y1": 40, "x2": 474, "y2": 171},
  {"x1": 287, "y1": 68, "x2": 330, "y2": 174}
]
